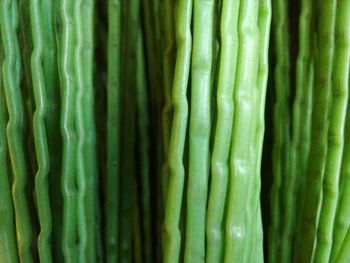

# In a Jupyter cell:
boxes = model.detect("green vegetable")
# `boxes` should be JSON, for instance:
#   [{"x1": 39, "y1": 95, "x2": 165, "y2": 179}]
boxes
[
  {"x1": 0, "y1": 1, "x2": 34, "y2": 262},
  {"x1": 184, "y1": 0, "x2": 215, "y2": 260},
  {"x1": 269, "y1": 0, "x2": 291, "y2": 260},
  {"x1": 293, "y1": 0, "x2": 337, "y2": 262},
  {"x1": 29, "y1": 0, "x2": 52, "y2": 262},
  {"x1": 0, "y1": 33, "x2": 19, "y2": 263},
  {"x1": 314, "y1": 1, "x2": 350, "y2": 261},
  {"x1": 224, "y1": 0, "x2": 259, "y2": 261},
  {"x1": 282, "y1": 0, "x2": 313, "y2": 260},
  {"x1": 206, "y1": 0, "x2": 240, "y2": 259},
  {"x1": 60, "y1": 0, "x2": 78, "y2": 261},
  {"x1": 163, "y1": 0, "x2": 192, "y2": 260},
  {"x1": 105, "y1": 0, "x2": 121, "y2": 261}
]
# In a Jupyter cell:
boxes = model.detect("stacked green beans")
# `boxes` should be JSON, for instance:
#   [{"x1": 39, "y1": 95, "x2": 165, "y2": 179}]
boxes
[
  {"x1": 2, "y1": 0, "x2": 350, "y2": 262},
  {"x1": 268, "y1": 0, "x2": 350, "y2": 262}
]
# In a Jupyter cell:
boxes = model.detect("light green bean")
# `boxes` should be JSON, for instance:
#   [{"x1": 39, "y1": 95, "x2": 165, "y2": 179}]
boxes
[
  {"x1": 224, "y1": 0, "x2": 259, "y2": 261},
  {"x1": 205, "y1": 0, "x2": 240, "y2": 259},
  {"x1": 314, "y1": 1, "x2": 350, "y2": 261},
  {"x1": 105, "y1": 0, "x2": 121, "y2": 261},
  {"x1": 293, "y1": 0, "x2": 337, "y2": 261},
  {"x1": 184, "y1": 0, "x2": 215, "y2": 259},
  {"x1": 163, "y1": 0, "x2": 192, "y2": 259}
]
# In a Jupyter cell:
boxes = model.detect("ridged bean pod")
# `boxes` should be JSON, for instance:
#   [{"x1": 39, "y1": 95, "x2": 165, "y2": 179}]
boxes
[
  {"x1": 224, "y1": 0, "x2": 259, "y2": 261},
  {"x1": 163, "y1": 0, "x2": 192, "y2": 259},
  {"x1": 293, "y1": 0, "x2": 336, "y2": 262},
  {"x1": 314, "y1": 1, "x2": 350, "y2": 261},
  {"x1": 184, "y1": 0, "x2": 214, "y2": 259},
  {"x1": 161, "y1": 0, "x2": 175, "y2": 204},
  {"x1": 77, "y1": 0, "x2": 99, "y2": 261},
  {"x1": 281, "y1": 0, "x2": 313, "y2": 260},
  {"x1": 105, "y1": 0, "x2": 121, "y2": 261},
  {"x1": 269, "y1": 0, "x2": 291, "y2": 260},
  {"x1": 247, "y1": 0, "x2": 271, "y2": 261},
  {"x1": 0, "y1": 0, "x2": 34, "y2": 262},
  {"x1": 40, "y1": 0, "x2": 62, "y2": 260},
  {"x1": 205, "y1": 0, "x2": 240, "y2": 259},
  {"x1": 29, "y1": 0, "x2": 53, "y2": 262},
  {"x1": 60, "y1": 0, "x2": 78, "y2": 261},
  {"x1": 74, "y1": 0, "x2": 88, "y2": 261},
  {"x1": 0, "y1": 39, "x2": 19, "y2": 263}
]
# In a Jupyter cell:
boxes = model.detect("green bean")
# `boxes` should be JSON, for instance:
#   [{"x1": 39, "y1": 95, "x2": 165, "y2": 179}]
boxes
[
  {"x1": 0, "y1": 37, "x2": 19, "y2": 263},
  {"x1": 293, "y1": 4, "x2": 314, "y2": 251},
  {"x1": 281, "y1": 0, "x2": 313, "y2": 260},
  {"x1": 184, "y1": 0, "x2": 215, "y2": 260},
  {"x1": 314, "y1": 1, "x2": 350, "y2": 261},
  {"x1": 224, "y1": 0, "x2": 259, "y2": 261},
  {"x1": 163, "y1": 0, "x2": 192, "y2": 259},
  {"x1": 0, "y1": 0, "x2": 34, "y2": 262},
  {"x1": 40, "y1": 0, "x2": 62, "y2": 259},
  {"x1": 136, "y1": 26, "x2": 153, "y2": 263},
  {"x1": 119, "y1": 0, "x2": 139, "y2": 260},
  {"x1": 105, "y1": 0, "x2": 121, "y2": 261},
  {"x1": 161, "y1": 0, "x2": 175, "y2": 208},
  {"x1": 78, "y1": 0, "x2": 98, "y2": 261},
  {"x1": 29, "y1": 0, "x2": 53, "y2": 262},
  {"x1": 331, "y1": 108, "x2": 350, "y2": 261},
  {"x1": 247, "y1": 0, "x2": 271, "y2": 260},
  {"x1": 74, "y1": 0, "x2": 88, "y2": 261},
  {"x1": 60, "y1": 0, "x2": 78, "y2": 261},
  {"x1": 269, "y1": 0, "x2": 291, "y2": 260},
  {"x1": 293, "y1": 0, "x2": 337, "y2": 262},
  {"x1": 205, "y1": 0, "x2": 240, "y2": 258}
]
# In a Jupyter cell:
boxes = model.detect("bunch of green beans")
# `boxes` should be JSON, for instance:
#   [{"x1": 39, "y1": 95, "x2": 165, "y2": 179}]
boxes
[
  {"x1": 2, "y1": 0, "x2": 350, "y2": 262},
  {"x1": 268, "y1": 0, "x2": 350, "y2": 262}
]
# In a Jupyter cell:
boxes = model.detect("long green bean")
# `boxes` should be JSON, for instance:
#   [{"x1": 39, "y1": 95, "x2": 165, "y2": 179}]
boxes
[
  {"x1": 205, "y1": 0, "x2": 240, "y2": 259},
  {"x1": 161, "y1": 0, "x2": 175, "y2": 210},
  {"x1": 184, "y1": 0, "x2": 214, "y2": 259},
  {"x1": 292, "y1": 0, "x2": 314, "y2": 246},
  {"x1": 293, "y1": 0, "x2": 336, "y2": 261},
  {"x1": 79, "y1": 0, "x2": 98, "y2": 261},
  {"x1": 40, "y1": 0, "x2": 62, "y2": 260},
  {"x1": 74, "y1": 0, "x2": 88, "y2": 261},
  {"x1": 247, "y1": 0, "x2": 271, "y2": 260},
  {"x1": 0, "y1": 37, "x2": 19, "y2": 263},
  {"x1": 314, "y1": 1, "x2": 350, "y2": 261},
  {"x1": 60, "y1": 0, "x2": 78, "y2": 261},
  {"x1": 281, "y1": 0, "x2": 313, "y2": 260},
  {"x1": 29, "y1": 0, "x2": 53, "y2": 262},
  {"x1": 269, "y1": 0, "x2": 291, "y2": 260},
  {"x1": 0, "y1": 0, "x2": 34, "y2": 262},
  {"x1": 163, "y1": 0, "x2": 192, "y2": 259},
  {"x1": 224, "y1": 0, "x2": 259, "y2": 261},
  {"x1": 105, "y1": 0, "x2": 121, "y2": 261}
]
